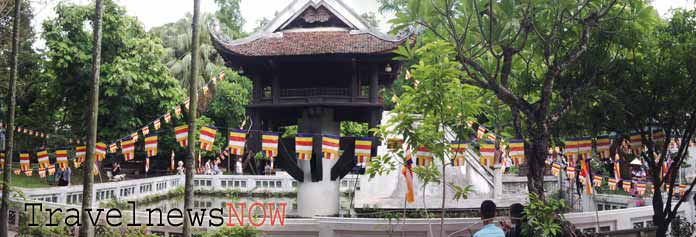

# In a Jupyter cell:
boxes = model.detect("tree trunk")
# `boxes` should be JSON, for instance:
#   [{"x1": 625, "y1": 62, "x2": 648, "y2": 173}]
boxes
[
  {"x1": 79, "y1": 1, "x2": 104, "y2": 236},
  {"x1": 652, "y1": 187, "x2": 667, "y2": 237},
  {"x1": 440, "y1": 159, "x2": 446, "y2": 236},
  {"x1": 525, "y1": 120, "x2": 550, "y2": 200},
  {"x1": 182, "y1": 0, "x2": 200, "y2": 236},
  {"x1": 0, "y1": 0, "x2": 21, "y2": 235}
]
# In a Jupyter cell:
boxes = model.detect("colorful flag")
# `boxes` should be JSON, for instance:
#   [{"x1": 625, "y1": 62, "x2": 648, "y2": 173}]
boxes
[
  {"x1": 228, "y1": 129, "x2": 246, "y2": 156},
  {"x1": 622, "y1": 180, "x2": 632, "y2": 193},
  {"x1": 92, "y1": 160, "x2": 100, "y2": 176},
  {"x1": 322, "y1": 135, "x2": 340, "y2": 160},
  {"x1": 175, "y1": 125, "x2": 189, "y2": 147},
  {"x1": 199, "y1": 126, "x2": 217, "y2": 151},
  {"x1": 142, "y1": 126, "x2": 150, "y2": 136},
  {"x1": 578, "y1": 137, "x2": 592, "y2": 161},
  {"x1": 164, "y1": 112, "x2": 172, "y2": 123},
  {"x1": 608, "y1": 178, "x2": 618, "y2": 190},
  {"x1": 131, "y1": 132, "x2": 139, "y2": 142},
  {"x1": 402, "y1": 151, "x2": 415, "y2": 204},
  {"x1": 636, "y1": 182, "x2": 647, "y2": 196},
  {"x1": 37, "y1": 149, "x2": 49, "y2": 169},
  {"x1": 593, "y1": 176, "x2": 603, "y2": 187},
  {"x1": 145, "y1": 135, "x2": 158, "y2": 157},
  {"x1": 76, "y1": 146, "x2": 86, "y2": 165},
  {"x1": 174, "y1": 106, "x2": 182, "y2": 117},
  {"x1": 47, "y1": 164, "x2": 56, "y2": 176},
  {"x1": 121, "y1": 138, "x2": 135, "y2": 161},
  {"x1": 450, "y1": 141, "x2": 467, "y2": 166},
  {"x1": 567, "y1": 166, "x2": 577, "y2": 181},
  {"x1": 565, "y1": 138, "x2": 580, "y2": 167},
  {"x1": 508, "y1": 139, "x2": 525, "y2": 166},
  {"x1": 613, "y1": 154, "x2": 622, "y2": 180},
  {"x1": 476, "y1": 126, "x2": 486, "y2": 140},
  {"x1": 355, "y1": 137, "x2": 372, "y2": 167},
  {"x1": 153, "y1": 119, "x2": 161, "y2": 130},
  {"x1": 487, "y1": 132, "x2": 496, "y2": 142},
  {"x1": 262, "y1": 132, "x2": 279, "y2": 158},
  {"x1": 416, "y1": 146, "x2": 432, "y2": 166},
  {"x1": 629, "y1": 133, "x2": 642, "y2": 155},
  {"x1": 19, "y1": 152, "x2": 30, "y2": 172},
  {"x1": 480, "y1": 141, "x2": 495, "y2": 167},
  {"x1": 109, "y1": 143, "x2": 118, "y2": 153},
  {"x1": 680, "y1": 184, "x2": 687, "y2": 197},
  {"x1": 579, "y1": 154, "x2": 593, "y2": 195},
  {"x1": 551, "y1": 163, "x2": 561, "y2": 176},
  {"x1": 38, "y1": 168, "x2": 46, "y2": 178},
  {"x1": 295, "y1": 133, "x2": 313, "y2": 161},
  {"x1": 596, "y1": 135, "x2": 611, "y2": 158},
  {"x1": 95, "y1": 142, "x2": 107, "y2": 161},
  {"x1": 56, "y1": 149, "x2": 68, "y2": 169}
]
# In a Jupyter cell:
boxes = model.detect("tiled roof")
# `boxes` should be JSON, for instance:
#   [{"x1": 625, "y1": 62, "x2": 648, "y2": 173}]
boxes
[{"x1": 215, "y1": 31, "x2": 409, "y2": 57}]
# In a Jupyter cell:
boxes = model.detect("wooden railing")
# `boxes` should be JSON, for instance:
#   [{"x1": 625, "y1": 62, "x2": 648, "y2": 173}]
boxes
[{"x1": 280, "y1": 88, "x2": 350, "y2": 97}]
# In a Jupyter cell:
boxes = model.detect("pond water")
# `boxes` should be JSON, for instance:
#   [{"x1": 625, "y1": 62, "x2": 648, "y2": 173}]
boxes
[{"x1": 138, "y1": 195, "x2": 353, "y2": 218}]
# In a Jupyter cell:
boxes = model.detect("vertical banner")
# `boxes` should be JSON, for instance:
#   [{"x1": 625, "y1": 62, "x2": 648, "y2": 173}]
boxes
[
  {"x1": 199, "y1": 126, "x2": 217, "y2": 151},
  {"x1": 56, "y1": 149, "x2": 69, "y2": 169},
  {"x1": 295, "y1": 133, "x2": 313, "y2": 161},
  {"x1": 450, "y1": 141, "x2": 467, "y2": 167},
  {"x1": 95, "y1": 142, "x2": 107, "y2": 161},
  {"x1": 596, "y1": 135, "x2": 611, "y2": 159},
  {"x1": 228, "y1": 129, "x2": 246, "y2": 156},
  {"x1": 322, "y1": 135, "x2": 340, "y2": 160},
  {"x1": 76, "y1": 146, "x2": 86, "y2": 167},
  {"x1": 36, "y1": 149, "x2": 49, "y2": 169},
  {"x1": 480, "y1": 141, "x2": 495, "y2": 168},
  {"x1": 261, "y1": 132, "x2": 279, "y2": 158},
  {"x1": 508, "y1": 139, "x2": 525, "y2": 166},
  {"x1": 355, "y1": 137, "x2": 373, "y2": 167},
  {"x1": 629, "y1": 133, "x2": 642, "y2": 155},
  {"x1": 416, "y1": 146, "x2": 432, "y2": 166},
  {"x1": 20, "y1": 152, "x2": 31, "y2": 176},
  {"x1": 121, "y1": 138, "x2": 135, "y2": 161},
  {"x1": 175, "y1": 125, "x2": 189, "y2": 147},
  {"x1": 145, "y1": 135, "x2": 158, "y2": 157}
]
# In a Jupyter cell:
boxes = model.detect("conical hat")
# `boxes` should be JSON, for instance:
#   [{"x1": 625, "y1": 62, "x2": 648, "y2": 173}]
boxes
[{"x1": 630, "y1": 158, "x2": 642, "y2": 165}]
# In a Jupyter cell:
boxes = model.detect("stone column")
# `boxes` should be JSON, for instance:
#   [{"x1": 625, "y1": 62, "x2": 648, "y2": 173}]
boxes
[
  {"x1": 297, "y1": 107, "x2": 340, "y2": 217},
  {"x1": 493, "y1": 164, "x2": 503, "y2": 199}
]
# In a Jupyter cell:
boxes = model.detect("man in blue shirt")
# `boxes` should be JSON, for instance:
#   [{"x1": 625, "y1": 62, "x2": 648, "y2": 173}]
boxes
[{"x1": 474, "y1": 200, "x2": 505, "y2": 237}]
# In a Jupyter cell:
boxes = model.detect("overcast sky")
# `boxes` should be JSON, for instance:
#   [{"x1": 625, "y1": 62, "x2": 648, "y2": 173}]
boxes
[{"x1": 29, "y1": 0, "x2": 696, "y2": 48}]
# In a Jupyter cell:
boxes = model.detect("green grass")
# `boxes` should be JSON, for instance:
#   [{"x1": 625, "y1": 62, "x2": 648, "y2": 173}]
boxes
[{"x1": 5, "y1": 166, "x2": 104, "y2": 189}]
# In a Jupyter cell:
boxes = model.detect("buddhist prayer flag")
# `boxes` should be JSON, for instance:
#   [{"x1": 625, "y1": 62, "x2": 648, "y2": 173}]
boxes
[
  {"x1": 295, "y1": 133, "x2": 313, "y2": 161},
  {"x1": 56, "y1": 149, "x2": 68, "y2": 169},
  {"x1": 142, "y1": 126, "x2": 150, "y2": 136},
  {"x1": 262, "y1": 132, "x2": 279, "y2": 158},
  {"x1": 613, "y1": 154, "x2": 622, "y2": 180},
  {"x1": 164, "y1": 112, "x2": 172, "y2": 123},
  {"x1": 131, "y1": 132, "x2": 139, "y2": 142},
  {"x1": 551, "y1": 163, "x2": 561, "y2": 176},
  {"x1": 451, "y1": 141, "x2": 467, "y2": 166},
  {"x1": 402, "y1": 152, "x2": 415, "y2": 204},
  {"x1": 121, "y1": 138, "x2": 135, "y2": 161},
  {"x1": 596, "y1": 135, "x2": 611, "y2": 158},
  {"x1": 578, "y1": 137, "x2": 592, "y2": 160},
  {"x1": 416, "y1": 146, "x2": 433, "y2": 166},
  {"x1": 567, "y1": 166, "x2": 577, "y2": 181},
  {"x1": 76, "y1": 146, "x2": 86, "y2": 166},
  {"x1": 508, "y1": 139, "x2": 525, "y2": 166},
  {"x1": 355, "y1": 137, "x2": 372, "y2": 167},
  {"x1": 622, "y1": 180, "x2": 632, "y2": 193},
  {"x1": 608, "y1": 178, "x2": 618, "y2": 190},
  {"x1": 38, "y1": 168, "x2": 46, "y2": 178},
  {"x1": 487, "y1": 132, "x2": 496, "y2": 142},
  {"x1": 47, "y1": 164, "x2": 55, "y2": 176},
  {"x1": 636, "y1": 182, "x2": 647, "y2": 196},
  {"x1": 175, "y1": 125, "x2": 189, "y2": 147},
  {"x1": 37, "y1": 149, "x2": 49, "y2": 169},
  {"x1": 174, "y1": 106, "x2": 182, "y2": 117},
  {"x1": 95, "y1": 142, "x2": 107, "y2": 161},
  {"x1": 629, "y1": 133, "x2": 642, "y2": 154},
  {"x1": 480, "y1": 141, "x2": 495, "y2": 168},
  {"x1": 580, "y1": 156, "x2": 593, "y2": 195},
  {"x1": 476, "y1": 126, "x2": 486, "y2": 140},
  {"x1": 92, "y1": 160, "x2": 100, "y2": 176},
  {"x1": 145, "y1": 135, "x2": 158, "y2": 157},
  {"x1": 109, "y1": 143, "x2": 118, "y2": 153},
  {"x1": 19, "y1": 152, "x2": 30, "y2": 174},
  {"x1": 199, "y1": 126, "x2": 217, "y2": 151},
  {"x1": 228, "y1": 129, "x2": 246, "y2": 156},
  {"x1": 593, "y1": 176, "x2": 603, "y2": 187},
  {"x1": 153, "y1": 119, "x2": 161, "y2": 130},
  {"x1": 322, "y1": 135, "x2": 340, "y2": 160},
  {"x1": 565, "y1": 138, "x2": 580, "y2": 166}
]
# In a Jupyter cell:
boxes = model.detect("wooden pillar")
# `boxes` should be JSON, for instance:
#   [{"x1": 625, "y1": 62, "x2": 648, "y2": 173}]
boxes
[
  {"x1": 272, "y1": 73, "x2": 280, "y2": 104},
  {"x1": 252, "y1": 74, "x2": 262, "y2": 102},
  {"x1": 369, "y1": 64, "x2": 379, "y2": 103},
  {"x1": 351, "y1": 59, "x2": 358, "y2": 100}
]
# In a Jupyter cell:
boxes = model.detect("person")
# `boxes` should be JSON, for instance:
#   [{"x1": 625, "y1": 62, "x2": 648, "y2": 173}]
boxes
[
  {"x1": 54, "y1": 167, "x2": 63, "y2": 186},
  {"x1": 205, "y1": 160, "x2": 212, "y2": 175},
  {"x1": 474, "y1": 200, "x2": 505, "y2": 237},
  {"x1": 504, "y1": 203, "x2": 524, "y2": 237},
  {"x1": 235, "y1": 157, "x2": 243, "y2": 174},
  {"x1": 177, "y1": 161, "x2": 185, "y2": 175},
  {"x1": 61, "y1": 166, "x2": 72, "y2": 186},
  {"x1": 112, "y1": 162, "x2": 121, "y2": 176},
  {"x1": 213, "y1": 159, "x2": 220, "y2": 175}
]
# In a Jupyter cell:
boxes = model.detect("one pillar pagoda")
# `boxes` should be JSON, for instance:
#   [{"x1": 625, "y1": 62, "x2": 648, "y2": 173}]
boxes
[{"x1": 210, "y1": 0, "x2": 412, "y2": 217}]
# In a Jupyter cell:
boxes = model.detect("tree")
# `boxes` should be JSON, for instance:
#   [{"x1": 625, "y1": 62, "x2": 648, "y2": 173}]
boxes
[
  {"x1": 381, "y1": 0, "x2": 632, "y2": 199},
  {"x1": 183, "y1": 0, "x2": 201, "y2": 236},
  {"x1": 79, "y1": 0, "x2": 103, "y2": 235},
  {"x1": 214, "y1": 0, "x2": 244, "y2": 39},
  {"x1": 0, "y1": 0, "x2": 21, "y2": 234},
  {"x1": 583, "y1": 8, "x2": 696, "y2": 237},
  {"x1": 369, "y1": 41, "x2": 479, "y2": 236},
  {"x1": 41, "y1": 0, "x2": 184, "y2": 142}
]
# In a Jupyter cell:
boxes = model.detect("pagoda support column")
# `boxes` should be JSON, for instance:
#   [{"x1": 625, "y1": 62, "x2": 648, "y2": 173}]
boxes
[
  {"x1": 272, "y1": 73, "x2": 280, "y2": 104},
  {"x1": 369, "y1": 64, "x2": 379, "y2": 103},
  {"x1": 297, "y1": 107, "x2": 340, "y2": 217}
]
